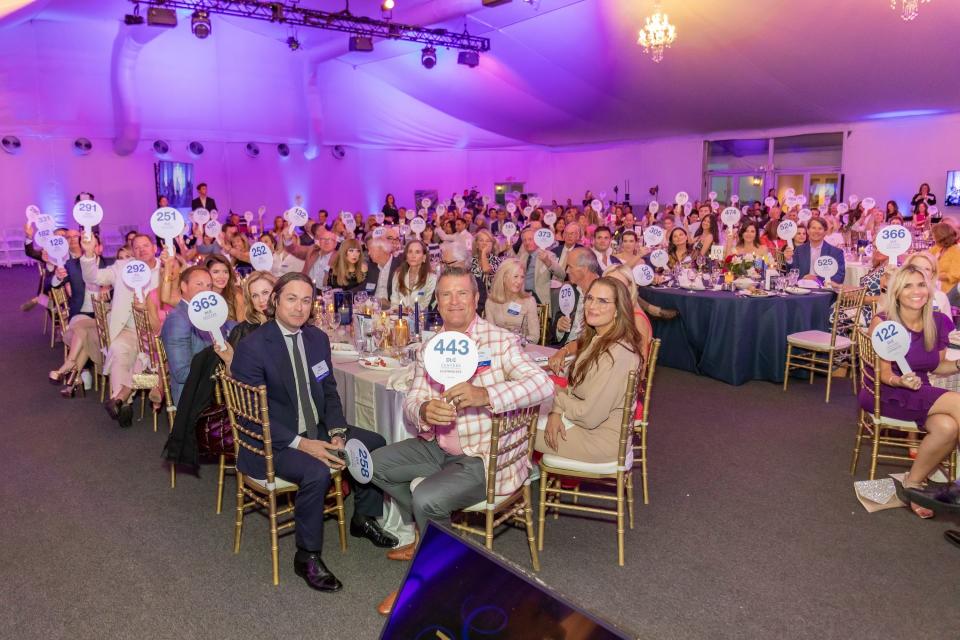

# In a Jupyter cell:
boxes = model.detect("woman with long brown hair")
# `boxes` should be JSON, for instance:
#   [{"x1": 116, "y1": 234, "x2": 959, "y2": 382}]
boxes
[
  {"x1": 390, "y1": 239, "x2": 437, "y2": 308},
  {"x1": 537, "y1": 277, "x2": 644, "y2": 462},
  {"x1": 205, "y1": 254, "x2": 244, "y2": 321},
  {"x1": 327, "y1": 238, "x2": 368, "y2": 292}
]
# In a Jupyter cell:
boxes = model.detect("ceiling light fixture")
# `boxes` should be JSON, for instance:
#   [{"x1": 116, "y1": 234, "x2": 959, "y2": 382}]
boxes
[
  {"x1": 891, "y1": 0, "x2": 931, "y2": 21},
  {"x1": 191, "y1": 9, "x2": 211, "y2": 38},
  {"x1": 421, "y1": 46, "x2": 437, "y2": 69},
  {"x1": 286, "y1": 35, "x2": 300, "y2": 50},
  {"x1": 637, "y1": 0, "x2": 676, "y2": 63}
]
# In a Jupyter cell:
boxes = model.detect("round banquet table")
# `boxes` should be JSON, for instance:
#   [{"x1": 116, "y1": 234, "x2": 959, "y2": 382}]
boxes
[{"x1": 638, "y1": 286, "x2": 836, "y2": 386}]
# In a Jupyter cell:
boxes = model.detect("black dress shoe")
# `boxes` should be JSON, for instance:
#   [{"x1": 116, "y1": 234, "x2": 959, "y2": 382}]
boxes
[
  {"x1": 945, "y1": 530, "x2": 960, "y2": 550},
  {"x1": 933, "y1": 484, "x2": 960, "y2": 509},
  {"x1": 118, "y1": 403, "x2": 134, "y2": 428},
  {"x1": 293, "y1": 550, "x2": 342, "y2": 592},
  {"x1": 103, "y1": 398, "x2": 121, "y2": 420},
  {"x1": 350, "y1": 516, "x2": 399, "y2": 548}
]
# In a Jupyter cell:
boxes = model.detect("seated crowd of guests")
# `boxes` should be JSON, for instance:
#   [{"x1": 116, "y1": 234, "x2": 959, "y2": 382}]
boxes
[{"x1": 23, "y1": 182, "x2": 960, "y2": 603}]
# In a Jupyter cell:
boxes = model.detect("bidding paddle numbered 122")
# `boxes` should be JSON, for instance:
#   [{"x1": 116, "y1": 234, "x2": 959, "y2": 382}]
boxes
[{"x1": 871, "y1": 320, "x2": 913, "y2": 375}]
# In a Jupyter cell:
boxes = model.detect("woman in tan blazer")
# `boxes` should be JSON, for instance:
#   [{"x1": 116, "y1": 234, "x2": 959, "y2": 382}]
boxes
[{"x1": 537, "y1": 277, "x2": 645, "y2": 463}]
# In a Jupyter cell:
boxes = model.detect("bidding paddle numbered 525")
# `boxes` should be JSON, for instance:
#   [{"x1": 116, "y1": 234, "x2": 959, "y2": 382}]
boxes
[
  {"x1": 871, "y1": 320, "x2": 913, "y2": 375},
  {"x1": 814, "y1": 256, "x2": 838, "y2": 280},
  {"x1": 423, "y1": 331, "x2": 480, "y2": 393},
  {"x1": 187, "y1": 291, "x2": 229, "y2": 348}
]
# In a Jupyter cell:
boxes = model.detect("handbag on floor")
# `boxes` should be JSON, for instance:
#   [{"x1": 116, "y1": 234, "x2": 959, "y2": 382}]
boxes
[{"x1": 195, "y1": 403, "x2": 234, "y2": 459}]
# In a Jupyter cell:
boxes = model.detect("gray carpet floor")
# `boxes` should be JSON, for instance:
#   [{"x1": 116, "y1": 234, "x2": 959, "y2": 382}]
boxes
[{"x1": 1, "y1": 265, "x2": 958, "y2": 640}]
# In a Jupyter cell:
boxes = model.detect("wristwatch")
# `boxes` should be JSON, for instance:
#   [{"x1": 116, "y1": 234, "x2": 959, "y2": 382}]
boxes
[{"x1": 328, "y1": 427, "x2": 348, "y2": 440}]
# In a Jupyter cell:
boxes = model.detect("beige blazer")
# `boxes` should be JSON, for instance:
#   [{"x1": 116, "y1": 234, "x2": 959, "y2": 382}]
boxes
[
  {"x1": 484, "y1": 296, "x2": 540, "y2": 342},
  {"x1": 516, "y1": 247, "x2": 564, "y2": 306},
  {"x1": 81, "y1": 257, "x2": 160, "y2": 341},
  {"x1": 537, "y1": 341, "x2": 641, "y2": 463}
]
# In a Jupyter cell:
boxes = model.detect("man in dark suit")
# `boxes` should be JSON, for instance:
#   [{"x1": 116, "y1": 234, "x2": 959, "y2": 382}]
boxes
[
  {"x1": 55, "y1": 232, "x2": 113, "y2": 318},
  {"x1": 190, "y1": 182, "x2": 218, "y2": 213},
  {"x1": 229, "y1": 273, "x2": 397, "y2": 592},
  {"x1": 783, "y1": 217, "x2": 846, "y2": 285},
  {"x1": 551, "y1": 221, "x2": 582, "y2": 274}
]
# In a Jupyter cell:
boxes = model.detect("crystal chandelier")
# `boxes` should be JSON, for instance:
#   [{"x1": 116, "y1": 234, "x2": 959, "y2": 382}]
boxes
[
  {"x1": 637, "y1": 1, "x2": 677, "y2": 63},
  {"x1": 891, "y1": 0, "x2": 931, "y2": 21}
]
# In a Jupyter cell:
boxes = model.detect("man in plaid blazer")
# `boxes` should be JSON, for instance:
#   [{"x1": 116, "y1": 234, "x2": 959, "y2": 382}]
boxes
[{"x1": 372, "y1": 266, "x2": 553, "y2": 549}]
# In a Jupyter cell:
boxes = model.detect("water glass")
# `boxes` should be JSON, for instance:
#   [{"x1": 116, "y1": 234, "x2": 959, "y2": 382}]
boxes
[{"x1": 788, "y1": 269, "x2": 799, "y2": 287}]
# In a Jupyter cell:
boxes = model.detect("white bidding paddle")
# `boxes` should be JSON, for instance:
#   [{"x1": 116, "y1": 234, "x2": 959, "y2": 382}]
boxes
[
  {"x1": 46, "y1": 235, "x2": 69, "y2": 267},
  {"x1": 543, "y1": 211, "x2": 557, "y2": 226},
  {"x1": 648, "y1": 201, "x2": 659, "y2": 215},
  {"x1": 249, "y1": 242, "x2": 273, "y2": 271},
  {"x1": 121, "y1": 259, "x2": 151, "y2": 303},
  {"x1": 343, "y1": 439, "x2": 374, "y2": 484},
  {"x1": 633, "y1": 263, "x2": 654, "y2": 286},
  {"x1": 675, "y1": 191, "x2": 689, "y2": 206},
  {"x1": 150, "y1": 207, "x2": 185, "y2": 257},
  {"x1": 25, "y1": 204, "x2": 40, "y2": 223},
  {"x1": 534, "y1": 228, "x2": 554, "y2": 250},
  {"x1": 649, "y1": 248, "x2": 669, "y2": 269},
  {"x1": 409, "y1": 217, "x2": 426, "y2": 237},
  {"x1": 777, "y1": 219, "x2": 798, "y2": 249},
  {"x1": 558, "y1": 284, "x2": 576, "y2": 316},
  {"x1": 721, "y1": 207, "x2": 741, "y2": 235},
  {"x1": 591, "y1": 199, "x2": 603, "y2": 213},
  {"x1": 643, "y1": 226, "x2": 664, "y2": 247},
  {"x1": 424, "y1": 331, "x2": 479, "y2": 394},
  {"x1": 506, "y1": 202, "x2": 517, "y2": 215},
  {"x1": 72, "y1": 200, "x2": 103, "y2": 240},
  {"x1": 875, "y1": 225, "x2": 911, "y2": 260},
  {"x1": 187, "y1": 291, "x2": 229, "y2": 348},
  {"x1": 871, "y1": 320, "x2": 913, "y2": 375},
  {"x1": 501, "y1": 221, "x2": 517, "y2": 240},
  {"x1": 814, "y1": 256, "x2": 838, "y2": 281}
]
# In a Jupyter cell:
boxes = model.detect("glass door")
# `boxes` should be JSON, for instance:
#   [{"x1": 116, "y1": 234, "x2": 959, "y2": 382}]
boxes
[
  {"x1": 706, "y1": 176, "x2": 732, "y2": 204},
  {"x1": 808, "y1": 173, "x2": 839, "y2": 209},
  {"x1": 776, "y1": 174, "x2": 805, "y2": 204},
  {"x1": 737, "y1": 175, "x2": 764, "y2": 205}
]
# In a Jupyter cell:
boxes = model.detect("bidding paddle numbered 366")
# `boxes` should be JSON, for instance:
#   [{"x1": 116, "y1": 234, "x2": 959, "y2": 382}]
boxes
[
  {"x1": 871, "y1": 320, "x2": 913, "y2": 375},
  {"x1": 875, "y1": 225, "x2": 911, "y2": 260}
]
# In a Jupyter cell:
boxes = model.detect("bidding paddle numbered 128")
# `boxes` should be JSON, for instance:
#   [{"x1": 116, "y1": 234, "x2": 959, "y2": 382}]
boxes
[
  {"x1": 871, "y1": 320, "x2": 913, "y2": 375},
  {"x1": 45, "y1": 235, "x2": 69, "y2": 267},
  {"x1": 423, "y1": 331, "x2": 480, "y2": 393},
  {"x1": 187, "y1": 291, "x2": 229, "y2": 348}
]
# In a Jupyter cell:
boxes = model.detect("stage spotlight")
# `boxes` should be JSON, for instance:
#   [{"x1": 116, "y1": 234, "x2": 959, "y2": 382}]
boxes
[
  {"x1": 286, "y1": 36, "x2": 300, "y2": 51},
  {"x1": 421, "y1": 46, "x2": 437, "y2": 69},
  {"x1": 382, "y1": 0, "x2": 395, "y2": 9},
  {"x1": 191, "y1": 10, "x2": 211, "y2": 39},
  {"x1": 457, "y1": 51, "x2": 479, "y2": 68}
]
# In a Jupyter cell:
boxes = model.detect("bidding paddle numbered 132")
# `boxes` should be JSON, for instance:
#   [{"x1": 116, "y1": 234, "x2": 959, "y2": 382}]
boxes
[{"x1": 871, "y1": 320, "x2": 913, "y2": 375}]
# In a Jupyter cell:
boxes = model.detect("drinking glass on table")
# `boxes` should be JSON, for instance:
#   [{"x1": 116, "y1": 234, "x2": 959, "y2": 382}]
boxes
[{"x1": 788, "y1": 269, "x2": 799, "y2": 287}]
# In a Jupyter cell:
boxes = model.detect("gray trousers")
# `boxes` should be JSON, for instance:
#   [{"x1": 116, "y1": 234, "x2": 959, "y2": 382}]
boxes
[{"x1": 371, "y1": 437, "x2": 486, "y2": 534}]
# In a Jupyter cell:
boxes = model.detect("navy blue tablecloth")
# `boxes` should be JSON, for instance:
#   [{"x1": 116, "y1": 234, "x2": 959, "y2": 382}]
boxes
[{"x1": 638, "y1": 287, "x2": 835, "y2": 385}]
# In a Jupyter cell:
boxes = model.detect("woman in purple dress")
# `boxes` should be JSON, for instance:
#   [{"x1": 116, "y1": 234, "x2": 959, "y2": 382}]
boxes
[{"x1": 861, "y1": 264, "x2": 960, "y2": 518}]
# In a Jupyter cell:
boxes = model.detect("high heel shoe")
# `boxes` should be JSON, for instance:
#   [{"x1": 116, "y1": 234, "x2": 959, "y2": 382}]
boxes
[
  {"x1": 893, "y1": 476, "x2": 935, "y2": 519},
  {"x1": 49, "y1": 361, "x2": 76, "y2": 385},
  {"x1": 59, "y1": 370, "x2": 80, "y2": 398}
]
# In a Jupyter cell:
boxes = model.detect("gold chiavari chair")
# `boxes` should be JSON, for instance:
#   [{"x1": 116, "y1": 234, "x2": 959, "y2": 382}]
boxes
[
  {"x1": 92, "y1": 295, "x2": 111, "y2": 402},
  {"x1": 219, "y1": 371, "x2": 347, "y2": 586},
  {"x1": 539, "y1": 370, "x2": 640, "y2": 567},
  {"x1": 212, "y1": 371, "x2": 236, "y2": 514},
  {"x1": 49, "y1": 286, "x2": 71, "y2": 353},
  {"x1": 783, "y1": 286, "x2": 866, "y2": 403},
  {"x1": 633, "y1": 339, "x2": 661, "y2": 506},
  {"x1": 851, "y1": 329, "x2": 958, "y2": 480},
  {"x1": 445, "y1": 405, "x2": 541, "y2": 571},
  {"x1": 154, "y1": 336, "x2": 178, "y2": 489},
  {"x1": 131, "y1": 305, "x2": 161, "y2": 431},
  {"x1": 536, "y1": 303, "x2": 550, "y2": 346}
]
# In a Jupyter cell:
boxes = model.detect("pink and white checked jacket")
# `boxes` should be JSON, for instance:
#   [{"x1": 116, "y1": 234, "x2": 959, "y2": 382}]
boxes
[{"x1": 403, "y1": 316, "x2": 554, "y2": 495}]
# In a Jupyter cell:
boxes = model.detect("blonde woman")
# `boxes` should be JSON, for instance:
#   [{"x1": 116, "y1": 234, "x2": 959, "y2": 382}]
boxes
[
  {"x1": 863, "y1": 265, "x2": 960, "y2": 519},
  {"x1": 471, "y1": 229, "x2": 502, "y2": 280},
  {"x1": 902, "y1": 252, "x2": 951, "y2": 315},
  {"x1": 485, "y1": 258, "x2": 540, "y2": 343},
  {"x1": 215, "y1": 270, "x2": 277, "y2": 374}
]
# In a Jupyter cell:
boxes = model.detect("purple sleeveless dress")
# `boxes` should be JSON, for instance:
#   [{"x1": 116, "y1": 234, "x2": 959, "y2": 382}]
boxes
[{"x1": 857, "y1": 312, "x2": 953, "y2": 430}]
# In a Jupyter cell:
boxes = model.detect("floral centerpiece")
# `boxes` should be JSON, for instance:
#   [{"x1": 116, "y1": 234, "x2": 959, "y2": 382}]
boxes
[{"x1": 724, "y1": 252, "x2": 777, "y2": 279}]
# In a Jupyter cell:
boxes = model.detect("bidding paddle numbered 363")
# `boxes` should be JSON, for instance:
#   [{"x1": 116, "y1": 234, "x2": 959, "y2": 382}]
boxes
[
  {"x1": 871, "y1": 320, "x2": 913, "y2": 375},
  {"x1": 187, "y1": 291, "x2": 229, "y2": 348}
]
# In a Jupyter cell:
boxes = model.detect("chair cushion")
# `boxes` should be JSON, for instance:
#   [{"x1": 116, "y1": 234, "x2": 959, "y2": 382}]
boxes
[
  {"x1": 865, "y1": 414, "x2": 919, "y2": 430},
  {"x1": 541, "y1": 449, "x2": 633, "y2": 475},
  {"x1": 787, "y1": 330, "x2": 852, "y2": 351},
  {"x1": 248, "y1": 475, "x2": 298, "y2": 491}
]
